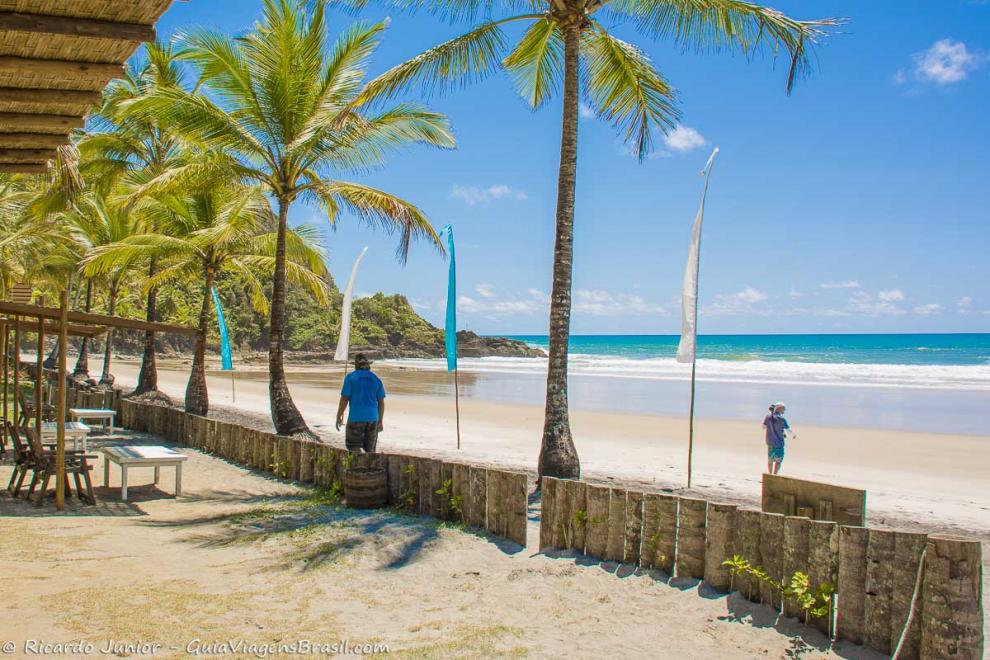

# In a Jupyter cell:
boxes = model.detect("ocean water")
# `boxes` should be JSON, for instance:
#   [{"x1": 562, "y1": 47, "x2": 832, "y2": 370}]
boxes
[{"x1": 378, "y1": 334, "x2": 990, "y2": 434}]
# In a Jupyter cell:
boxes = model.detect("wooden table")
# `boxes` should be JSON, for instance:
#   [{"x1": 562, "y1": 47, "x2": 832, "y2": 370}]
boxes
[
  {"x1": 100, "y1": 445, "x2": 188, "y2": 502},
  {"x1": 40, "y1": 421, "x2": 91, "y2": 452},
  {"x1": 69, "y1": 408, "x2": 117, "y2": 434}
]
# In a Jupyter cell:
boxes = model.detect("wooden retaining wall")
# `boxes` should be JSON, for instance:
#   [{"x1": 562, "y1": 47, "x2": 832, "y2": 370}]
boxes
[
  {"x1": 539, "y1": 477, "x2": 984, "y2": 659},
  {"x1": 115, "y1": 396, "x2": 529, "y2": 546}
]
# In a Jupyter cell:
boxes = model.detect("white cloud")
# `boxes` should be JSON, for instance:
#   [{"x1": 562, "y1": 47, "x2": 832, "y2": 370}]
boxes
[
  {"x1": 579, "y1": 103, "x2": 595, "y2": 119},
  {"x1": 474, "y1": 283, "x2": 496, "y2": 299},
  {"x1": 913, "y1": 303, "x2": 944, "y2": 316},
  {"x1": 573, "y1": 289, "x2": 666, "y2": 316},
  {"x1": 451, "y1": 184, "x2": 528, "y2": 206},
  {"x1": 957, "y1": 296, "x2": 973, "y2": 315},
  {"x1": 664, "y1": 125, "x2": 707, "y2": 153},
  {"x1": 878, "y1": 289, "x2": 905, "y2": 303},
  {"x1": 457, "y1": 294, "x2": 539, "y2": 315},
  {"x1": 848, "y1": 290, "x2": 905, "y2": 316},
  {"x1": 912, "y1": 39, "x2": 984, "y2": 85},
  {"x1": 820, "y1": 280, "x2": 860, "y2": 290},
  {"x1": 789, "y1": 288, "x2": 804, "y2": 299},
  {"x1": 706, "y1": 286, "x2": 769, "y2": 316}
]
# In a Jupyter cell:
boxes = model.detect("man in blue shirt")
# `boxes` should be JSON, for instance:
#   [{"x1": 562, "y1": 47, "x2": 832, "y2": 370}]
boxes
[{"x1": 336, "y1": 353, "x2": 386, "y2": 453}]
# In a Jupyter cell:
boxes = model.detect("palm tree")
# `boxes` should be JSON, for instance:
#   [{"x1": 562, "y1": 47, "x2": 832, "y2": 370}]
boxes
[
  {"x1": 84, "y1": 184, "x2": 328, "y2": 415},
  {"x1": 63, "y1": 191, "x2": 138, "y2": 384},
  {"x1": 128, "y1": 0, "x2": 454, "y2": 435},
  {"x1": 360, "y1": 0, "x2": 840, "y2": 478},
  {"x1": 78, "y1": 40, "x2": 186, "y2": 396}
]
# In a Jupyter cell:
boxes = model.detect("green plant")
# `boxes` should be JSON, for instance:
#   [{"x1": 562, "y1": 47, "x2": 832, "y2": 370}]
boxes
[
  {"x1": 342, "y1": 451, "x2": 356, "y2": 470},
  {"x1": 573, "y1": 509, "x2": 588, "y2": 530},
  {"x1": 269, "y1": 459, "x2": 289, "y2": 479},
  {"x1": 397, "y1": 464, "x2": 417, "y2": 511},
  {"x1": 722, "y1": 555, "x2": 835, "y2": 625},
  {"x1": 435, "y1": 479, "x2": 464, "y2": 523}
]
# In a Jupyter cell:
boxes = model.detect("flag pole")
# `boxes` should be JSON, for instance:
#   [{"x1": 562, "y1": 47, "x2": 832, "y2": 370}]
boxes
[
  {"x1": 453, "y1": 368, "x2": 461, "y2": 450},
  {"x1": 681, "y1": 147, "x2": 719, "y2": 490}
]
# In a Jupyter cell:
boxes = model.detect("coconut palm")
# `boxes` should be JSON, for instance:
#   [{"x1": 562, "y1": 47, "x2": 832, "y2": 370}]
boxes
[
  {"x1": 78, "y1": 40, "x2": 187, "y2": 395},
  {"x1": 84, "y1": 184, "x2": 328, "y2": 415},
  {"x1": 359, "y1": 0, "x2": 840, "y2": 478},
  {"x1": 127, "y1": 0, "x2": 454, "y2": 435},
  {"x1": 63, "y1": 191, "x2": 139, "y2": 384}
]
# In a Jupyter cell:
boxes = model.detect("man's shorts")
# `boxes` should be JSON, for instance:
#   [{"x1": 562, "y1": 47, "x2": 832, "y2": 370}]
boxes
[
  {"x1": 345, "y1": 421, "x2": 379, "y2": 453},
  {"x1": 767, "y1": 444, "x2": 785, "y2": 462}
]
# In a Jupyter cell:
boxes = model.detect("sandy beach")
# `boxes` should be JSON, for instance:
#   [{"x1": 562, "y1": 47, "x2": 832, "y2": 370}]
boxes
[{"x1": 111, "y1": 358, "x2": 990, "y2": 541}]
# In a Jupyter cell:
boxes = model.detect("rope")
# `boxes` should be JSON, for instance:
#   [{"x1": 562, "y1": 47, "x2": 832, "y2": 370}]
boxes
[{"x1": 891, "y1": 544, "x2": 928, "y2": 659}]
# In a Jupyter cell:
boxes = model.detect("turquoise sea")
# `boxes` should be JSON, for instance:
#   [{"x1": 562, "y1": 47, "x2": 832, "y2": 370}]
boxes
[
  {"x1": 508, "y1": 334, "x2": 990, "y2": 366},
  {"x1": 384, "y1": 334, "x2": 990, "y2": 433}
]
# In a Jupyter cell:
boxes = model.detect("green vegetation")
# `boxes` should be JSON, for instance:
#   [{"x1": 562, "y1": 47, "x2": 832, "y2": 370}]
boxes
[{"x1": 722, "y1": 554, "x2": 835, "y2": 627}]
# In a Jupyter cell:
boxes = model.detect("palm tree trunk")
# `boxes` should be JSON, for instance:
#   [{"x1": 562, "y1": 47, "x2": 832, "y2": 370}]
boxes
[
  {"x1": 99, "y1": 285, "x2": 118, "y2": 385},
  {"x1": 269, "y1": 196, "x2": 310, "y2": 436},
  {"x1": 134, "y1": 257, "x2": 159, "y2": 395},
  {"x1": 73, "y1": 279, "x2": 93, "y2": 377},
  {"x1": 538, "y1": 22, "x2": 582, "y2": 480},
  {"x1": 185, "y1": 263, "x2": 214, "y2": 416}
]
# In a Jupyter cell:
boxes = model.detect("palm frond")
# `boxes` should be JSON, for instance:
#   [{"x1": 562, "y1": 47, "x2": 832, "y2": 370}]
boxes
[
  {"x1": 503, "y1": 18, "x2": 564, "y2": 109},
  {"x1": 600, "y1": 0, "x2": 843, "y2": 92},
  {"x1": 581, "y1": 26, "x2": 679, "y2": 160}
]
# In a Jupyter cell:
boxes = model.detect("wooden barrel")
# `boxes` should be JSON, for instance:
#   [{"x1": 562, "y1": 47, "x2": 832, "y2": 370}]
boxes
[{"x1": 344, "y1": 466, "x2": 387, "y2": 509}]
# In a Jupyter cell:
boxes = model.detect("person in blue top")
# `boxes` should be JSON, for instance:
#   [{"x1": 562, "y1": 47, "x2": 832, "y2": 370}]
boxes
[
  {"x1": 763, "y1": 402, "x2": 797, "y2": 474},
  {"x1": 336, "y1": 354, "x2": 386, "y2": 453}
]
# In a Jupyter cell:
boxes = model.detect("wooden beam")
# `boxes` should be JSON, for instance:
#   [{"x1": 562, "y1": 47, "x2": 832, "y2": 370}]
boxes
[
  {"x1": 0, "y1": 162, "x2": 48, "y2": 174},
  {"x1": 0, "y1": 132, "x2": 69, "y2": 149},
  {"x1": 0, "y1": 320, "x2": 104, "y2": 338},
  {"x1": 56, "y1": 290, "x2": 68, "y2": 511},
  {"x1": 0, "y1": 148, "x2": 56, "y2": 163},
  {"x1": 0, "y1": 57, "x2": 123, "y2": 83},
  {"x1": 0, "y1": 301, "x2": 198, "y2": 336},
  {"x1": 0, "y1": 12, "x2": 156, "y2": 43},
  {"x1": 0, "y1": 112, "x2": 83, "y2": 133},
  {"x1": 0, "y1": 87, "x2": 103, "y2": 107}
]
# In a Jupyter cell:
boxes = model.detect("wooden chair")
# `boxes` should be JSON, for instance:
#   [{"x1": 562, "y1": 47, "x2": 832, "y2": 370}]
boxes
[
  {"x1": 23, "y1": 426, "x2": 96, "y2": 506},
  {"x1": 5, "y1": 420, "x2": 35, "y2": 496},
  {"x1": 16, "y1": 386, "x2": 56, "y2": 426}
]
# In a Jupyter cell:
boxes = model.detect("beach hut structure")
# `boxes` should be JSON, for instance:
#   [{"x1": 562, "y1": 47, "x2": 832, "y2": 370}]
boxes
[
  {"x1": 0, "y1": 0, "x2": 178, "y2": 173},
  {"x1": 1, "y1": 296, "x2": 197, "y2": 510},
  {"x1": 0, "y1": 0, "x2": 185, "y2": 506}
]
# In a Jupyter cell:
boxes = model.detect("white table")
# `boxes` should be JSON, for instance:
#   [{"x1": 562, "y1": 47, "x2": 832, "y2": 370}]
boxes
[
  {"x1": 69, "y1": 408, "x2": 117, "y2": 434},
  {"x1": 41, "y1": 421, "x2": 91, "y2": 451},
  {"x1": 100, "y1": 445, "x2": 188, "y2": 502}
]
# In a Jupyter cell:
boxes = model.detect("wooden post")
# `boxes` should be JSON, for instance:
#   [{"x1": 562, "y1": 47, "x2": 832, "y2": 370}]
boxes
[
  {"x1": 467, "y1": 465, "x2": 487, "y2": 528},
  {"x1": 676, "y1": 497, "x2": 707, "y2": 579},
  {"x1": 808, "y1": 520, "x2": 840, "y2": 637},
  {"x1": 35, "y1": 296, "x2": 44, "y2": 444},
  {"x1": 782, "y1": 516, "x2": 812, "y2": 618},
  {"x1": 55, "y1": 291, "x2": 68, "y2": 511},
  {"x1": 584, "y1": 485, "x2": 610, "y2": 560},
  {"x1": 566, "y1": 478, "x2": 588, "y2": 553},
  {"x1": 836, "y1": 526, "x2": 868, "y2": 645},
  {"x1": 758, "y1": 512, "x2": 785, "y2": 608},
  {"x1": 865, "y1": 529, "x2": 896, "y2": 654},
  {"x1": 12, "y1": 317, "x2": 19, "y2": 431},
  {"x1": 704, "y1": 502, "x2": 737, "y2": 592},
  {"x1": 890, "y1": 531, "x2": 927, "y2": 658},
  {"x1": 2, "y1": 323, "x2": 8, "y2": 451},
  {"x1": 920, "y1": 535, "x2": 984, "y2": 659},
  {"x1": 623, "y1": 490, "x2": 644, "y2": 565},
  {"x1": 734, "y1": 509, "x2": 764, "y2": 602},
  {"x1": 604, "y1": 488, "x2": 627, "y2": 562}
]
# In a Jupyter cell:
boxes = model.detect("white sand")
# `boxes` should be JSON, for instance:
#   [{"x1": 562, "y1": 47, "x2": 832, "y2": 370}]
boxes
[{"x1": 111, "y1": 358, "x2": 990, "y2": 540}]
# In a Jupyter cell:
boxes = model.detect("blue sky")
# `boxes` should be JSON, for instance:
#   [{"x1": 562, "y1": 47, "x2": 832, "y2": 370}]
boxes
[{"x1": 153, "y1": 0, "x2": 990, "y2": 335}]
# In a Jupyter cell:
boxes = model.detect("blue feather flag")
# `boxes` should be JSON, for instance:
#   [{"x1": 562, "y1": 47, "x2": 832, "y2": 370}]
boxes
[
  {"x1": 442, "y1": 225, "x2": 457, "y2": 372},
  {"x1": 211, "y1": 287, "x2": 233, "y2": 371}
]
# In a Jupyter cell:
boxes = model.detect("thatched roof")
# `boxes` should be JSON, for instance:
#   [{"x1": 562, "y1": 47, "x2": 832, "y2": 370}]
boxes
[{"x1": 0, "y1": 0, "x2": 176, "y2": 173}]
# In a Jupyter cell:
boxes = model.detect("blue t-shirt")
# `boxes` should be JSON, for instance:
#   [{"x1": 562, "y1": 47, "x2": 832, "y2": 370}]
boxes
[
  {"x1": 341, "y1": 369, "x2": 386, "y2": 423},
  {"x1": 764, "y1": 413, "x2": 790, "y2": 447}
]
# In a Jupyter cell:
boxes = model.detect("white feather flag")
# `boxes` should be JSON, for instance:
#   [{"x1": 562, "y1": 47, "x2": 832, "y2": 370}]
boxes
[
  {"x1": 334, "y1": 246, "x2": 368, "y2": 363},
  {"x1": 676, "y1": 148, "x2": 719, "y2": 364}
]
